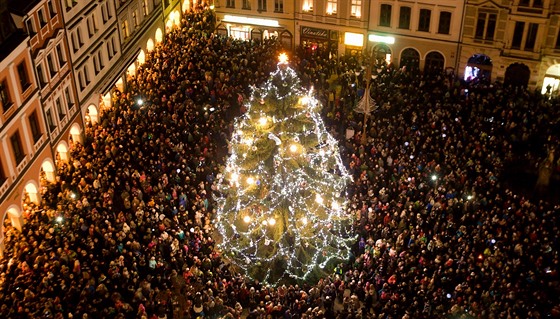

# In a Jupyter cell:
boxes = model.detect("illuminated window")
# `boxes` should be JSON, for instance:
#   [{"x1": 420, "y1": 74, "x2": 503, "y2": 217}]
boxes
[
  {"x1": 326, "y1": 0, "x2": 336, "y2": 14},
  {"x1": 302, "y1": 0, "x2": 313, "y2": 12},
  {"x1": 122, "y1": 20, "x2": 130, "y2": 39},
  {"x1": 379, "y1": 4, "x2": 391, "y2": 27},
  {"x1": 351, "y1": 0, "x2": 361, "y2": 18}
]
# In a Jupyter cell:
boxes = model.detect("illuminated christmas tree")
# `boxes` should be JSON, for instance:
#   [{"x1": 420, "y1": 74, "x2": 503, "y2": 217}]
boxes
[{"x1": 215, "y1": 54, "x2": 354, "y2": 285}]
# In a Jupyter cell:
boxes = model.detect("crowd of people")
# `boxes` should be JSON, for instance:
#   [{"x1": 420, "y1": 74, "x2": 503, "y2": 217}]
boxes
[{"x1": 0, "y1": 3, "x2": 559, "y2": 319}]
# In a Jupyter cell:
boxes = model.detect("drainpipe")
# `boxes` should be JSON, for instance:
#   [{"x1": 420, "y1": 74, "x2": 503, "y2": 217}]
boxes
[{"x1": 455, "y1": 0, "x2": 467, "y2": 76}]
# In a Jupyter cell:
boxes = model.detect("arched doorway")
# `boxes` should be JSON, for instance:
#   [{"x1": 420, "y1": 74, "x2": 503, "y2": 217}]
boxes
[
  {"x1": 504, "y1": 63, "x2": 530, "y2": 88},
  {"x1": 24, "y1": 181, "x2": 40, "y2": 206},
  {"x1": 87, "y1": 104, "x2": 98, "y2": 124},
  {"x1": 173, "y1": 10, "x2": 180, "y2": 26},
  {"x1": 542, "y1": 64, "x2": 560, "y2": 95},
  {"x1": 372, "y1": 44, "x2": 392, "y2": 64},
  {"x1": 465, "y1": 54, "x2": 493, "y2": 83},
  {"x1": 70, "y1": 124, "x2": 82, "y2": 145},
  {"x1": 155, "y1": 28, "x2": 163, "y2": 43},
  {"x1": 399, "y1": 48, "x2": 420, "y2": 71},
  {"x1": 2, "y1": 206, "x2": 24, "y2": 257},
  {"x1": 216, "y1": 23, "x2": 228, "y2": 37},
  {"x1": 182, "y1": 0, "x2": 190, "y2": 12},
  {"x1": 40, "y1": 159, "x2": 56, "y2": 185},
  {"x1": 425, "y1": 51, "x2": 445, "y2": 73},
  {"x1": 137, "y1": 49, "x2": 146, "y2": 65},
  {"x1": 146, "y1": 38, "x2": 155, "y2": 52},
  {"x1": 280, "y1": 30, "x2": 293, "y2": 51},
  {"x1": 56, "y1": 142, "x2": 69, "y2": 164}
]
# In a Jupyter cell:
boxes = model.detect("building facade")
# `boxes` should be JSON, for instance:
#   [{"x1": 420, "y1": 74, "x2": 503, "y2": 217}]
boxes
[
  {"x1": 213, "y1": 0, "x2": 295, "y2": 49},
  {"x1": 0, "y1": 0, "x2": 183, "y2": 255}
]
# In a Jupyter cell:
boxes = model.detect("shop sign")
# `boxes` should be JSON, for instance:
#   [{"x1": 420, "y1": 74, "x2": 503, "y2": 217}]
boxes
[{"x1": 301, "y1": 27, "x2": 329, "y2": 39}]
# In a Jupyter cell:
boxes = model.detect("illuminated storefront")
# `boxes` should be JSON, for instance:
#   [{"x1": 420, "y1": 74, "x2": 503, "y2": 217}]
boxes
[
  {"x1": 300, "y1": 26, "x2": 338, "y2": 57},
  {"x1": 344, "y1": 32, "x2": 364, "y2": 56},
  {"x1": 216, "y1": 15, "x2": 293, "y2": 49}
]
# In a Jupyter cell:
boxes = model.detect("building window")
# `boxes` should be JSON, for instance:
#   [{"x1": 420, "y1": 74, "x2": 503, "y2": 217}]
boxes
[
  {"x1": 351, "y1": 0, "x2": 362, "y2": 18},
  {"x1": 418, "y1": 9, "x2": 431, "y2": 32},
  {"x1": 78, "y1": 71, "x2": 85, "y2": 90},
  {"x1": 87, "y1": 17, "x2": 94, "y2": 37},
  {"x1": 226, "y1": 0, "x2": 235, "y2": 8},
  {"x1": 122, "y1": 20, "x2": 130, "y2": 39},
  {"x1": 143, "y1": 0, "x2": 150, "y2": 15},
  {"x1": 379, "y1": 4, "x2": 391, "y2": 27},
  {"x1": 65, "y1": 87, "x2": 74, "y2": 107},
  {"x1": 242, "y1": 0, "x2": 250, "y2": 9},
  {"x1": 302, "y1": 0, "x2": 312, "y2": 12},
  {"x1": 38, "y1": 9, "x2": 47, "y2": 27},
  {"x1": 29, "y1": 111, "x2": 42, "y2": 142},
  {"x1": 133, "y1": 10, "x2": 138, "y2": 27},
  {"x1": 258, "y1": 0, "x2": 267, "y2": 11},
  {"x1": 326, "y1": 0, "x2": 336, "y2": 15},
  {"x1": 0, "y1": 81, "x2": 12, "y2": 112},
  {"x1": 17, "y1": 62, "x2": 31, "y2": 92},
  {"x1": 438, "y1": 11, "x2": 451, "y2": 34},
  {"x1": 84, "y1": 65, "x2": 90, "y2": 85},
  {"x1": 36, "y1": 64, "x2": 46, "y2": 86},
  {"x1": 102, "y1": 3, "x2": 108, "y2": 22},
  {"x1": 519, "y1": 0, "x2": 543, "y2": 7},
  {"x1": 77, "y1": 27, "x2": 84, "y2": 45},
  {"x1": 46, "y1": 109, "x2": 56, "y2": 131},
  {"x1": 25, "y1": 19, "x2": 36, "y2": 35},
  {"x1": 65, "y1": 0, "x2": 77, "y2": 11},
  {"x1": 56, "y1": 44, "x2": 66, "y2": 67},
  {"x1": 398, "y1": 6, "x2": 411, "y2": 29},
  {"x1": 525, "y1": 23, "x2": 538, "y2": 51},
  {"x1": 275, "y1": 0, "x2": 284, "y2": 13},
  {"x1": 0, "y1": 160, "x2": 6, "y2": 185},
  {"x1": 47, "y1": 54, "x2": 57, "y2": 77},
  {"x1": 511, "y1": 21, "x2": 524, "y2": 49},
  {"x1": 555, "y1": 29, "x2": 560, "y2": 49},
  {"x1": 48, "y1": 0, "x2": 56, "y2": 18},
  {"x1": 71, "y1": 32, "x2": 79, "y2": 52},
  {"x1": 56, "y1": 97, "x2": 66, "y2": 119},
  {"x1": 93, "y1": 55, "x2": 100, "y2": 74},
  {"x1": 475, "y1": 12, "x2": 496, "y2": 40},
  {"x1": 10, "y1": 131, "x2": 25, "y2": 164},
  {"x1": 98, "y1": 50, "x2": 104, "y2": 68}
]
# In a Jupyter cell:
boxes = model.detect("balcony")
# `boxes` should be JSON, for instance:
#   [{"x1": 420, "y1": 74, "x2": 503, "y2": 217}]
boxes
[
  {"x1": 33, "y1": 134, "x2": 47, "y2": 153},
  {"x1": 15, "y1": 156, "x2": 29, "y2": 174}
]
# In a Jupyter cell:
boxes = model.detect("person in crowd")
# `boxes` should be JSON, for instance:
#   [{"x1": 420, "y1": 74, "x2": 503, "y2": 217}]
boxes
[{"x1": 0, "y1": 2, "x2": 558, "y2": 319}]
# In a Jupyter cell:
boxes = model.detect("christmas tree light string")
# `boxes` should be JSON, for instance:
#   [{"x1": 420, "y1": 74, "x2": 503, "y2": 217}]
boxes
[{"x1": 214, "y1": 54, "x2": 356, "y2": 285}]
